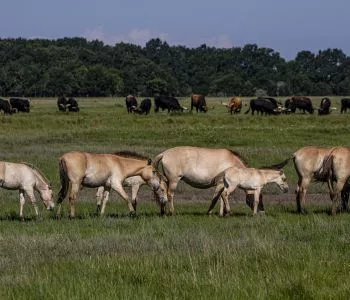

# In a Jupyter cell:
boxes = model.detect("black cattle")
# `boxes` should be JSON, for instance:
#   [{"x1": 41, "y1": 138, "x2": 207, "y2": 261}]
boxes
[
  {"x1": 57, "y1": 96, "x2": 68, "y2": 111},
  {"x1": 9, "y1": 97, "x2": 30, "y2": 113},
  {"x1": 57, "y1": 96, "x2": 79, "y2": 112},
  {"x1": 244, "y1": 98, "x2": 281, "y2": 115},
  {"x1": 134, "y1": 98, "x2": 151, "y2": 115},
  {"x1": 285, "y1": 96, "x2": 314, "y2": 114},
  {"x1": 341, "y1": 98, "x2": 350, "y2": 113},
  {"x1": 318, "y1": 97, "x2": 331, "y2": 115},
  {"x1": 125, "y1": 95, "x2": 137, "y2": 113},
  {"x1": 191, "y1": 94, "x2": 207, "y2": 112},
  {"x1": 66, "y1": 98, "x2": 79, "y2": 112},
  {"x1": 0, "y1": 98, "x2": 13, "y2": 114},
  {"x1": 154, "y1": 95, "x2": 184, "y2": 113}
]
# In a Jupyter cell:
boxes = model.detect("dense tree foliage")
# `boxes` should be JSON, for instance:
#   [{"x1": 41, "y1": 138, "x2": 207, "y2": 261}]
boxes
[{"x1": 1, "y1": 37, "x2": 350, "y2": 97}]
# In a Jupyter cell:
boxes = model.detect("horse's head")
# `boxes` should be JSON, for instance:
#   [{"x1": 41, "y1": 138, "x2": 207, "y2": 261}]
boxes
[
  {"x1": 141, "y1": 161, "x2": 168, "y2": 205},
  {"x1": 40, "y1": 185, "x2": 55, "y2": 211},
  {"x1": 274, "y1": 170, "x2": 289, "y2": 193}
]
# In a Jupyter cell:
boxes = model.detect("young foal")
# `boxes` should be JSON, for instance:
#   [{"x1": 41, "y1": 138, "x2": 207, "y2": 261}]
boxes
[
  {"x1": 208, "y1": 167, "x2": 289, "y2": 216},
  {"x1": 56, "y1": 151, "x2": 167, "y2": 218},
  {"x1": 95, "y1": 175, "x2": 168, "y2": 212},
  {"x1": 0, "y1": 161, "x2": 54, "y2": 218}
]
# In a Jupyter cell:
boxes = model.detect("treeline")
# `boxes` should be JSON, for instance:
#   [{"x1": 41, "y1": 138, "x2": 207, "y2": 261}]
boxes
[{"x1": 1, "y1": 37, "x2": 350, "y2": 97}]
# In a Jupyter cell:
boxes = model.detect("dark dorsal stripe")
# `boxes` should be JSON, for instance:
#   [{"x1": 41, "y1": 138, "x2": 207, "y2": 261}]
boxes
[{"x1": 113, "y1": 150, "x2": 149, "y2": 161}]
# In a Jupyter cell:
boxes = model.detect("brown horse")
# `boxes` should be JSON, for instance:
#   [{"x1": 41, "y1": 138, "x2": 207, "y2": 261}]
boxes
[
  {"x1": 0, "y1": 161, "x2": 54, "y2": 218},
  {"x1": 208, "y1": 167, "x2": 288, "y2": 216},
  {"x1": 153, "y1": 146, "x2": 264, "y2": 215},
  {"x1": 57, "y1": 151, "x2": 167, "y2": 218},
  {"x1": 274, "y1": 146, "x2": 350, "y2": 214}
]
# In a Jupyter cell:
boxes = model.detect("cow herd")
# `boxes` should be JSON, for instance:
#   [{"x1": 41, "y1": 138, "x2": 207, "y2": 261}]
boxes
[
  {"x1": 0, "y1": 95, "x2": 349, "y2": 116},
  {"x1": 122, "y1": 94, "x2": 350, "y2": 116}
]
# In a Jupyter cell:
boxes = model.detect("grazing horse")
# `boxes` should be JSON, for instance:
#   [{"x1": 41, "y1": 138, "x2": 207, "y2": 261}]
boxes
[
  {"x1": 95, "y1": 174, "x2": 168, "y2": 212},
  {"x1": 57, "y1": 151, "x2": 167, "y2": 218},
  {"x1": 153, "y1": 146, "x2": 264, "y2": 215},
  {"x1": 0, "y1": 161, "x2": 54, "y2": 218},
  {"x1": 208, "y1": 167, "x2": 289, "y2": 216},
  {"x1": 274, "y1": 146, "x2": 350, "y2": 214}
]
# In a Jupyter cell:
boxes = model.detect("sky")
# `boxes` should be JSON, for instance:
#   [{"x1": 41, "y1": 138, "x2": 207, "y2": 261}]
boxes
[{"x1": 1, "y1": 0, "x2": 349, "y2": 60}]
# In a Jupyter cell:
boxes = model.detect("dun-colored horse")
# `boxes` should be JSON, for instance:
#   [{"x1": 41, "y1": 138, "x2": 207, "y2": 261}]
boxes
[
  {"x1": 153, "y1": 146, "x2": 264, "y2": 215},
  {"x1": 96, "y1": 175, "x2": 168, "y2": 212},
  {"x1": 208, "y1": 167, "x2": 289, "y2": 216},
  {"x1": 0, "y1": 161, "x2": 54, "y2": 218},
  {"x1": 274, "y1": 146, "x2": 350, "y2": 214},
  {"x1": 57, "y1": 151, "x2": 167, "y2": 218}
]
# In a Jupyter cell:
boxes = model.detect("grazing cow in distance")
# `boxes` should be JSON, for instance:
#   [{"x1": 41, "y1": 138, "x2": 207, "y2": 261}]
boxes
[
  {"x1": 57, "y1": 96, "x2": 79, "y2": 112},
  {"x1": 125, "y1": 95, "x2": 137, "y2": 113},
  {"x1": 318, "y1": 97, "x2": 334, "y2": 115},
  {"x1": 341, "y1": 98, "x2": 350, "y2": 113},
  {"x1": 154, "y1": 95, "x2": 186, "y2": 113},
  {"x1": 225, "y1": 97, "x2": 242, "y2": 114},
  {"x1": 66, "y1": 98, "x2": 80, "y2": 112},
  {"x1": 245, "y1": 98, "x2": 282, "y2": 115},
  {"x1": 9, "y1": 97, "x2": 30, "y2": 113},
  {"x1": 57, "y1": 96, "x2": 68, "y2": 111},
  {"x1": 191, "y1": 94, "x2": 208, "y2": 112},
  {"x1": 285, "y1": 96, "x2": 314, "y2": 114},
  {"x1": 0, "y1": 98, "x2": 13, "y2": 114},
  {"x1": 134, "y1": 98, "x2": 151, "y2": 115}
]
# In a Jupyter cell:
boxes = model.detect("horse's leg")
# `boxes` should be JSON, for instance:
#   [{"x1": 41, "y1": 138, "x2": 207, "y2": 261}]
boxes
[
  {"x1": 207, "y1": 183, "x2": 224, "y2": 215},
  {"x1": 19, "y1": 190, "x2": 26, "y2": 220},
  {"x1": 99, "y1": 187, "x2": 110, "y2": 216},
  {"x1": 166, "y1": 179, "x2": 180, "y2": 215},
  {"x1": 330, "y1": 180, "x2": 346, "y2": 215},
  {"x1": 111, "y1": 182, "x2": 135, "y2": 214},
  {"x1": 253, "y1": 189, "x2": 261, "y2": 215},
  {"x1": 68, "y1": 183, "x2": 80, "y2": 218},
  {"x1": 96, "y1": 186, "x2": 104, "y2": 213},
  {"x1": 131, "y1": 184, "x2": 140, "y2": 211},
  {"x1": 218, "y1": 183, "x2": 237, "y2": 217},
  {"x1": 296, "y1": 177, "x2": 310, "y2": 213},
  {"x1": 25, "y1": 188, "x2": 40, "y2": 217}
]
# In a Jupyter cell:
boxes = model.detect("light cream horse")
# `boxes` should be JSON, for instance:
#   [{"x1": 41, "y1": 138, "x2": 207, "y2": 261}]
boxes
[
  {"x1": 153, "y1": 146, "x2": 264, "y2": 215},
  {"x1": 208, "y1": 167, "x2": 289, "y2": 216},
  {"x1": 57, "y1": 151, "x2": 167, "y2": 218},
  {"x1": 96, "y1": 175, "x2": 168, "y2": 212},
  {"x1": 273, "y1": 146, "x2": 350, "y2": 214},
  {"x1": 0, "y1": 161, "x2": 54, "y2": 219}
]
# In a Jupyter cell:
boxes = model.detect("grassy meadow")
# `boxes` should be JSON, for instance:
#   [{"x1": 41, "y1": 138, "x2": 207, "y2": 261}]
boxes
[{"x1": 1, "y1": 96, "x2": 350, "y2": 299}]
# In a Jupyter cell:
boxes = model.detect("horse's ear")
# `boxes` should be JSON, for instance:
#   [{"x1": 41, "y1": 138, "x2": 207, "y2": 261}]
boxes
[{"x1": 147, "y1": 158, "x2": 152, "y2": 165}]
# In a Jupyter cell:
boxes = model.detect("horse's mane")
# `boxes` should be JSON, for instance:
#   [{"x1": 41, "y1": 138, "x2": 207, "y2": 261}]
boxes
[
  {"x1": 113, "y1": 150, "x2": 149, "y2": 161},
  {"x1": 227, "y1": 149, "x2": 250, "y2": 167},
  {"x1": 20, "y1": 162, "x2": 51, "y2": 185}
]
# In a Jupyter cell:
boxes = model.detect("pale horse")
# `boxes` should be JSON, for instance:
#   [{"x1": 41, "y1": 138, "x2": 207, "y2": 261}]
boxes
[
  {"x1": 0, "y1": 161, "x2": 54, "y2": 218},
  {"x1": 208, "y1": 167, "x2": 289, "y2": 215},
  {"x1": 153, "y1": 146, "x2": 265, "y2": 216},
  {"x1": 272, "y1": 146, "x2": 350, "y2": 214},
  {"x1": 57, "y1": 151, "x2": 167, "y2": 218}
]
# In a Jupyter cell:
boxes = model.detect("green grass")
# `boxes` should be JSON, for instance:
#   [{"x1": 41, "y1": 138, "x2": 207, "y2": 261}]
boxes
[{"x1": 1, "y1": 96, "x2": 350, "y2": 299}]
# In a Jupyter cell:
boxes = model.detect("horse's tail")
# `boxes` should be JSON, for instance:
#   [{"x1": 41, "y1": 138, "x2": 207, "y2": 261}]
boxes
[
  {"x1": 57, "y1": 158, "x2": 69, "y2": 203},
  {"x1": 153, "y1": 152, "x2": 164, "y2": 171},
  {"x1": 314, "y1": 155, "x2": 334, "y2": 182},
  {"x1": 261, "y1": 156, "x2": 293, "y2": 170}
]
